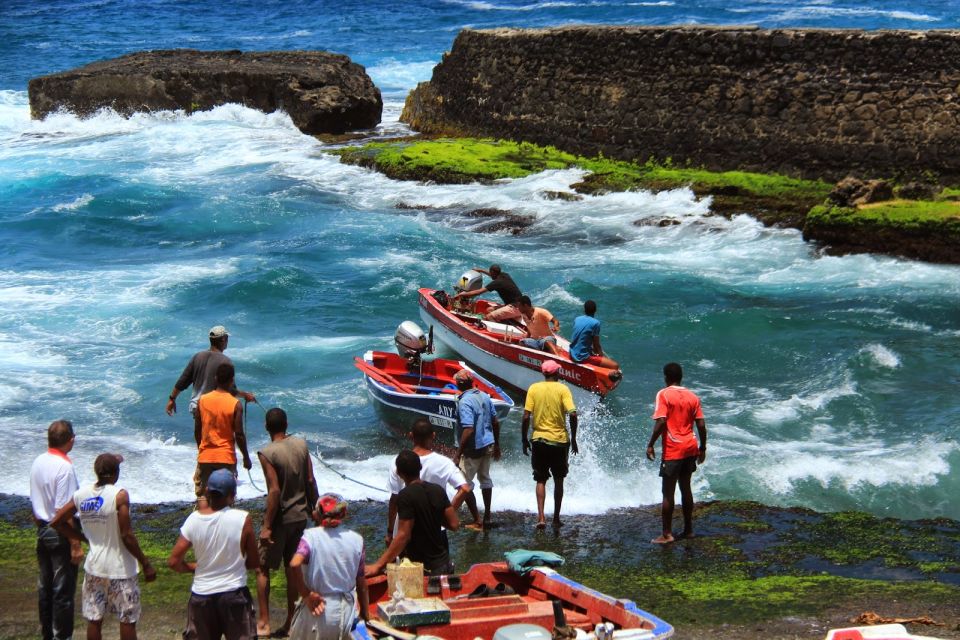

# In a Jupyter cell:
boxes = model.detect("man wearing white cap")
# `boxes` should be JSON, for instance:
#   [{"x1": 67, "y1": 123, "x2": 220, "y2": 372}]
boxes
[
  {"x1": 165, "y1": 325, "x2": 256, "y2": 417},
  {"x1": 521, "y1": 360, "x2": 578, "y2": 529}
]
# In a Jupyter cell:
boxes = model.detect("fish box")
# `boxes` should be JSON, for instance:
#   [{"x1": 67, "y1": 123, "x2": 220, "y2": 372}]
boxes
[{"x1": 377, "y1": 597, "x2": 451, "y2": 628}]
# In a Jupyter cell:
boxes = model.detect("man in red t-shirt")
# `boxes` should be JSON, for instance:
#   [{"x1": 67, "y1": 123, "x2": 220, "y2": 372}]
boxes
[{"x1": 646, "y1": 362, "x2": 707, "y2": 544}]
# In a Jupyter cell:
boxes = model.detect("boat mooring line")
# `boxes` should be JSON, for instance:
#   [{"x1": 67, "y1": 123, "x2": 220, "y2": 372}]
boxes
[{"x1": 313, "y1": 447, "x2": 390, "y2": 494}]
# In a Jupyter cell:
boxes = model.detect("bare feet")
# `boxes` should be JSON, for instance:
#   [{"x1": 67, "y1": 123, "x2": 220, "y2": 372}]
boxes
[
  {"x1": 535, "y1": 520, "x2": 546, "y2": 530},
  {"x1": 464, "y1": 522, "x2": 484, "y2": 532},
  {"x1": 651, "y1": 534, "x2": 675, "y2": 544},
  {"x1": 552, "y1": 518, "x2": 563, "y2": 529},
  {"x1": 677, "y1": 531, "x2": 695, "y2": 540},
  {"x1": 256, "y1": 622, "x2": 271, "y2": 639}
]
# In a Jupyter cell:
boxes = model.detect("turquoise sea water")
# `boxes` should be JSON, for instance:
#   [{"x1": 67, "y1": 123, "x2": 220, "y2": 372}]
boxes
[{"x1": 1, "y1": 0, "x2": 959, "y2": 518}]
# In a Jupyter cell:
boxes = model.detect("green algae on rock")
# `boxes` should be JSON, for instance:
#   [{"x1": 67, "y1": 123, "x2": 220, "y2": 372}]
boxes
[
  {"x1": 333, "y1": 138, "x2": 831, "y2": 228},
  {"x1": 803, "y1": 200, "x2": 960, "y2": 263}
]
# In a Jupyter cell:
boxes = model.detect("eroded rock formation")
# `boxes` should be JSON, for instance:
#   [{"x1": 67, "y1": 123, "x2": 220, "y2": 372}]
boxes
[{"x1": 29, "y1": 49, "x2": 382, "y2": 135}]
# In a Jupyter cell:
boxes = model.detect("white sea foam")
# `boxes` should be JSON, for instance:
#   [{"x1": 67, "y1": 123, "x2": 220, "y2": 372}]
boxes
[
  {"x1": 51, "y1": 193, "x2": 94, "y2": 212},
  {"x1": 860, "y1": 343, "x2": 901, "y2": 369},
  {"x1": 367, "y1": 59, "x2": 436, "y2": 92},
  {"x1": 769, "y1": 6, "x2": 939, "y2": 23},
  {"x1": 751, "y1": 379, "x2": 858, "y2": 424}
]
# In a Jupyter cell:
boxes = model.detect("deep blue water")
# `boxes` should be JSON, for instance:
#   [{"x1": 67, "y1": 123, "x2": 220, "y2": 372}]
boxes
[{"x1": 1, "y1": 0, "x2": 959, "y2": 518}]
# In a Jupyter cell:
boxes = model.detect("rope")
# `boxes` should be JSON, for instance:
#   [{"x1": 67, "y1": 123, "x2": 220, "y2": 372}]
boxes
[
  {"x1": 244, "y1": 397, "x2": 387, "y2": 495},
  {"x1": 312, "y1": 447, "x2": 389, "y2": 494},
  {"x1": 243, "y1": 399, "x2": 266, "y2": 493}
]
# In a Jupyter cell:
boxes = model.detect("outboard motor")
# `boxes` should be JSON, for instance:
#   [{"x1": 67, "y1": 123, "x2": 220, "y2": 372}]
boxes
[
  {"x1": 394, "y1": 321, "x2": 429, "y2": 365},
  {"x1": 455, "y1": 269, "x2": 483, "y2": 295}
]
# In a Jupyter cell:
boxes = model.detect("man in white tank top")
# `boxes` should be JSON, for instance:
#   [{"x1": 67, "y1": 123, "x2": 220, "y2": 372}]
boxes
[
  {"x1": 168, "y1": 468, "x2": 260, "y2": 640},
  {"x1": 51, "y1": 453, "x2": 157, "y2": 640},
  {"x1": 288, "y1": 494, "x2": 369, "y2": 640}
]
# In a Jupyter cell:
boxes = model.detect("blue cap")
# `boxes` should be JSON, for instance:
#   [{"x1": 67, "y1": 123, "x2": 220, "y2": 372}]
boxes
[{"x1": 207, "y1": 469, "x2": 237, "y2": 496}]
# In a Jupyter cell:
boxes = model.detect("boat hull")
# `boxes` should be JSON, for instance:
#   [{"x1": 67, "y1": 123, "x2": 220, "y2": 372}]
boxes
[
  {"x1": 358, "y1": 351, "x2": 514, "y2": 437},
  {"x1": 418, "y1": 288, "x2": 620, "y2": 405},
  {"x1": 359, "y1": 561, "x2": 673, "y2": 640}
]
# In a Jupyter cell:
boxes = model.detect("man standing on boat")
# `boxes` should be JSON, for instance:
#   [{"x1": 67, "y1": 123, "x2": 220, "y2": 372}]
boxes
[
  {"x1": 453, "y1": 369, "x2": 501, "y2": 530},
  {"x1": 646, "y1": 362, "x2": 707, "y2": 544},
  {"x1": 165, "y1": 325, "x2": 256, "y2": 417},
  {"x1": 521, "y1": 361, "x2": 578, "y2": 529},
  {"x1": 452, "y1": 264, "x2": 523, "y2": 322},
  {"x1": 569, "y1": 300, "x2": 620, "y2": 371},
  {"x1": 518, "y1": 295, "x2": 563, "y2": 357}
]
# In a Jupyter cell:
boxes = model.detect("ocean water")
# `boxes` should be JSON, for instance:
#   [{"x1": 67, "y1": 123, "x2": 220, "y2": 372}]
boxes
[{"x1": 1, "y1": 0, "x2": 959, "y2": 519}]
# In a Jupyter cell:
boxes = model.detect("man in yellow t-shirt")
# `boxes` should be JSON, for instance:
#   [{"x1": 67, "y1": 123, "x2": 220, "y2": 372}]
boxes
[{"x1": 521, "y1": 360, "x2": 578, "y2": 529}]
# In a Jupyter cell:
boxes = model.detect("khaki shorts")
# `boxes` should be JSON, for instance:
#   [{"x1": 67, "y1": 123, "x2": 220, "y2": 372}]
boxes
[
  {"x1": 82, "y1": 575, "x2": 141, "y2": 624},
  {"x1": 258, "y1": 519, "x2": 307, "y2": 571},
  {"x1": 193, "y1": 462, "x2": 237, "y2": 497},
  {"x1": 459, "y1": 445, "x2": 494, "y2": 490},
  {"x1": 485, "y1": 303, "x2": 521, "y2": 322}
]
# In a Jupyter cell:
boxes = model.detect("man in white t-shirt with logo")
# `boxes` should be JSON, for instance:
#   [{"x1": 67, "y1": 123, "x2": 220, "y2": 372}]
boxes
[
  {"x1": 386, "y1": 418, "x2": 480, "y2": 541},
  {"x1": 168, "y1": 468, "x2": 260, "y2": 640},
  {"x1": 51, "y1": 453, "x2": 157, "y2": 640},
  {"x1": 30, "y1": 419, "x2": 82, "y2": 640}
]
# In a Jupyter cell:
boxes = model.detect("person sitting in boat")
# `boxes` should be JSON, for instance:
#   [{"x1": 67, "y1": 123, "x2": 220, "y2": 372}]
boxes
[
  {"x1": 517, "y1": 295, "x2": 562, "y2": 356},
  {"x1": 451, "y1": 264, "x2": 523, "y2": 322},
  {"x1": 569, "y1": 300, "x2": 620, "y2": 370}
]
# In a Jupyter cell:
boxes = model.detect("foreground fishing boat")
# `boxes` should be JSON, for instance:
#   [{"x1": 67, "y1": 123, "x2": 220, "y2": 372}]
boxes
[
  {"x1": 355, "y1": 350, "x2": 513, "y2": 434},
  {"x1": 355, "y1": 561, "x2": 672, "y2": 640},
  {"x1": 418, "y1": 286, "x2": 622, "y2": 403}
]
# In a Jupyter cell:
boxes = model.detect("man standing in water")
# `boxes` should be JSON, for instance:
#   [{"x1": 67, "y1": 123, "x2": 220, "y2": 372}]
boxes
[
  {"x1": 453, "y1": 369, "x2": 501, "y2": 530},
  {"x1": 452, "y1": 264, "x2": 524, "y2": 322},
  {"x1": 647, "y1": 362, "x2": 707, "y2": 544},
  {"x1": 30, "y1": 419, "x2": 81, "y2": 640},
  {"x1": 166, "y1": 325, "x2": 255, "y2": 417},
  {"x1": 521, "y1": 360, "x2": 577, "y2": 529}
]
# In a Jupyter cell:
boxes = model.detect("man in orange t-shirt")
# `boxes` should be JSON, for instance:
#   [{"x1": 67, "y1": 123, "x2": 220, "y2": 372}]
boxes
[
  {"x1": 646, "y1": 362, "x2": 707, "y2": 544},
  {"x1": 518, "y1": 296, "x2": 562, "y2": 357},
  {"x1": 193, "y1": 362, "x2": 251, "y2": 500}
]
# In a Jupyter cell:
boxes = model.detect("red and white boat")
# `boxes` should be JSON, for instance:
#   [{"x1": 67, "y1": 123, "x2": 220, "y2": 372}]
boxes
[{"x1": 418, "y1": 287, "x2": 622, "y2": 403}]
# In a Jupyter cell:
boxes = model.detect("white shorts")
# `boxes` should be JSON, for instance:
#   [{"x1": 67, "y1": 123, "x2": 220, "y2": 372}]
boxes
[
  {"x1": 460, "y1": 446, "x2": 494, "y2": 490},
  {"x1": 82, "y1": 574, "x2": 141, "y2": 624}
]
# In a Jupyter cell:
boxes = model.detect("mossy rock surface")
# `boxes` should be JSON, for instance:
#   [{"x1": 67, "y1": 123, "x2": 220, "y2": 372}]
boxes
[
  {"x1": 804, "y1": 201, "x2": 960, "y2": 263},
  {"x1": 334, "y1": 138, "x2": 831, "y2": 228}
]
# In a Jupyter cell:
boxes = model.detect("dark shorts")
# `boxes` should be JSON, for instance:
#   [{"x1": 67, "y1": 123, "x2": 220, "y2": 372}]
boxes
[
  {"x1": 184, "y1": 586, "x2": 256, "y2": 640},
  {"x1": 259, "y1": 519, "x2": 307, "y2": 571},
  {"x1": 659, "y1": 456, "x2": 698, "y2": 479},
  {"x1": 531, "y1": 440, "x2": 569, "y2": 483}
]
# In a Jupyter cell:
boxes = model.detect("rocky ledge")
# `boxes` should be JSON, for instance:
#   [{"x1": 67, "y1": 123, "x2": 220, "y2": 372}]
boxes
[{"x1": 28, "y1": 49, "x2": 383, "y2": 135}]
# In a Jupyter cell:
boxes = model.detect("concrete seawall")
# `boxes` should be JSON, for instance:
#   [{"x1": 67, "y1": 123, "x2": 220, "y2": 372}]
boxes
[{"x1": 402, "y1": 26, "x2": 960, "y2": 182}]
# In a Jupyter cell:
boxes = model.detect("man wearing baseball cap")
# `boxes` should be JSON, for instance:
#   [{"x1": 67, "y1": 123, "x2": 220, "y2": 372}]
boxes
[
  {"x1": 453, "y1": 369, "x2": 501, "y2": 530},
  {"x1": 521, "y1": 360, "x2": 578, "y2": 529},
  {"x1": 51, "y1": 453, "x2": 156, "y2": 640},
  {"x1": 169, "y1": 468, "x2": 260, "y2": 639},
  {"x1": 165, "y1": 324, "x2": 256, "y2": 417}
]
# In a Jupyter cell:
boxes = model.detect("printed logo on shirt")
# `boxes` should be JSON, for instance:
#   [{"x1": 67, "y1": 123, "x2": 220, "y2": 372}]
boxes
[{"x1": 79, "y1": 496, "x2": 104, "y2": 514}]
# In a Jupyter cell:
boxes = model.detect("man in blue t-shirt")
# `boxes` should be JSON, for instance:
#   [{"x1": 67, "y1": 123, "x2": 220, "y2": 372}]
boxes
[
  {"x1": 453, "y1": 370, "x2": 501, "y2": 530},
  {"x1": 568, "y1": 300, "x2": 620, "y2": 370}
]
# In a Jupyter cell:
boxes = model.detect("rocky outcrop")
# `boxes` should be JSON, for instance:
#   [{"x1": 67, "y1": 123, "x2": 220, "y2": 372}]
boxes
[
  {"x1": 28, "y1": 49, "x2": 382, "y2": 135},
  {"x1": 402, "y1": 26, "x2": 960, "y2": 182}
]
